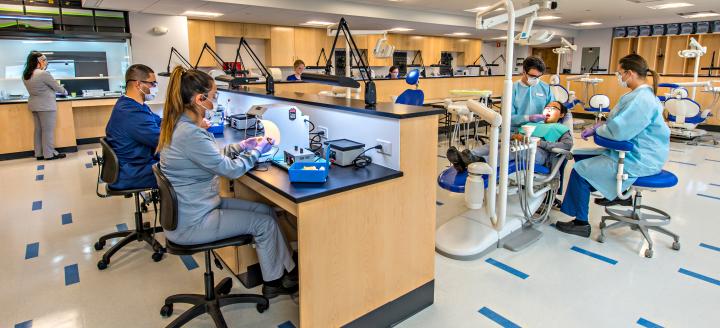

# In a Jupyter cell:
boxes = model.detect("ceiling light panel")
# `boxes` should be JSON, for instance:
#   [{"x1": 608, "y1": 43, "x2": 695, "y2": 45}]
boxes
[
  {"x1": 182, "y1": 11, "x2": 223, "y2": 18},
  {"x1": 647, "y1": 2, "x2": 694, "y2": 10},
  {"x1": 570, "y1": 21, "x2": 603, "y2": 27}
]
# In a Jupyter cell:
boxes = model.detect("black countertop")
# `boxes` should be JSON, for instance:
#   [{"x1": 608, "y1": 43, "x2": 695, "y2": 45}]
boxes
[
  {"x1": 216, "y1": 127, "x2": 403, "y2": 203},
  {"x1": 218, "y1": 88, "x2": 446, "y2": 119},
  {"x1": 0, "y1": 95, "x2": 121, "y2": 105}
]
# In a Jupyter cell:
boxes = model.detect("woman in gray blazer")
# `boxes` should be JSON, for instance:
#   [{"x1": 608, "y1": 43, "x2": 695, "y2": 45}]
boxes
[
  {"x1": 158, "y1": 66, "x2": 297, "y2": 299},
  {"x1": 22, "y1": 51, "x2": 67, "y2": 160}
]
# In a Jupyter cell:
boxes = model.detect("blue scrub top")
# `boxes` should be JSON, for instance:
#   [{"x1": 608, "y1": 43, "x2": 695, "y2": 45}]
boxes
[
  {"x1": 105, "y1": 96, "x2": 161, "y2": 190},
  {"x1": 287, "y1": 74, "x2": 300, "y2": 81},
  {"x1": 511, "y1": 80, "x2": 554, "y2": 129}
]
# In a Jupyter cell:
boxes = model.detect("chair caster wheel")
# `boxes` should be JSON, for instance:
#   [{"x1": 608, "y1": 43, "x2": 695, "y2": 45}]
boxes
[
  {"x1": 160, "y1": 304, "x2": 173, "y2": 317},
  {"x1": 97, "y1": 260, "x2": 108, "y2": 270},
  {"x1": 94, "y1": 241, "x2": 105, "y2": 251},
  {"x1": 152, "y1": 251, "x2": 164, "y2": 262},
  {"x1": 256, "y1": 303, "x2": 269, "y2": 313},
  {"x1": 672, "y1": 241, "x2": 681, "y2": 250},
  {"x1": 597, "y1": 235, "x2": 605, "y2": 243},
  {"x1": 644, "y1": 249, "x2": 654, "y2": 258},
  {"x1": 143, "y1": 221, "x2": 151, "y2": 229}
]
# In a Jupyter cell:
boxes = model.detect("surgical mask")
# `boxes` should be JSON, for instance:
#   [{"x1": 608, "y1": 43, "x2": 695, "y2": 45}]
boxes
[
  {"x1": 616, "y1": 72, "x2": 628, "y2": 88},
  {"x1": 139, "y1": 85, "x2": 158, "y2": 102},
  {"x1": 527, "y1": 77, "x2": 539, "y2": 86},
  {"x1": 201, "y1": 100, "x2": 219, "y2": 120}
]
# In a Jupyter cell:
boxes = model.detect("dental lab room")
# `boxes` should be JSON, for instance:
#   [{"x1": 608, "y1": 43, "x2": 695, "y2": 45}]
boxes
[{"x1": 3, "y1": 0, "x2": 720, "y2": 327}]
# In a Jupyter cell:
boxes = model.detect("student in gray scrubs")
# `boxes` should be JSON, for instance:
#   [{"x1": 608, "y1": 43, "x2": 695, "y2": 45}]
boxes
[
  {"x1": 22, "y1": 51, "x2": 67, "y2": 160},
  {"x1": 157, "y1": 67, "x2": 297, "y2": 299}
]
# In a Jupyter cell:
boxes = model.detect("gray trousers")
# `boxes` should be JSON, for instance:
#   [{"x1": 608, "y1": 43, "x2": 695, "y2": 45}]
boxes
[
  {"x1": 31, "y1": 111, "x2": 58, "y2": 158},
  {"x1": 166, "y1": 198, "x2": 295, "y2": 281}
]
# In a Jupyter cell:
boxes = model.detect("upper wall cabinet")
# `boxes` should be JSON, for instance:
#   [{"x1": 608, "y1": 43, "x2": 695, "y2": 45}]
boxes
[
  {"x1": 214, "y1": 21, "x2": 271, "y2": 39},
  {"x1": 268, "y1": 26, "x2": 295, "y2": 67},
  {"x1": 188, "y1": 20, "x2": 216, "y2": 67}
]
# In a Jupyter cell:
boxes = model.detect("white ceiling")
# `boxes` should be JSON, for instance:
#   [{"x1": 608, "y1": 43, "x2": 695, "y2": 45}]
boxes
[{"x1": 90, "y1": 0, "x2": 720, "y2": 39}]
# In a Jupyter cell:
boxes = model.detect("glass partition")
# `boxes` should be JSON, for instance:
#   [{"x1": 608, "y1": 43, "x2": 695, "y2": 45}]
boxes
[{"x1": 0, "y1": 38, "x2": 130, "y2": 99}]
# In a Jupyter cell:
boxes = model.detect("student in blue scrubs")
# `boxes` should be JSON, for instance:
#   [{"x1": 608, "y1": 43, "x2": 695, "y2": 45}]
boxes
[
  {"x1": 556, "y1": 54, "x2": 669, "y2": 237},
  {"x1": 286, "y1": 59, "x2": 305, "y2": 81},
  {"x1": 105, "y1": 64, "x2": 162, "y2": 190},
  {"x1": 511, "y1": 56, "x2": 555, "y2": 130}
]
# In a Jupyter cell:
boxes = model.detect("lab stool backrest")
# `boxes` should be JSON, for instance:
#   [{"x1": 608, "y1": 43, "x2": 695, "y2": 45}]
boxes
[
  {"x1": 99, "y1": 138, "x2": 119, "y2": 185},
  {"x1": 152, "y1": 164, "x2": 179, "y2": 232}
]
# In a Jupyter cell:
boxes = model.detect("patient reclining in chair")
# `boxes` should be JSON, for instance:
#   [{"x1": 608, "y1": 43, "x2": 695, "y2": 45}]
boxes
[{"x1": 447, "y1": 101, "x2": 573, "y2": 172}]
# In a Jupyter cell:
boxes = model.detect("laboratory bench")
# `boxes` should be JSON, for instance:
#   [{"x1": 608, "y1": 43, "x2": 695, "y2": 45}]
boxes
[
  {"x1": 213, "y1": 89, "x2": 440, "y2": 327},
  {"x1": 0, "y1": 96, "x2": 120, "y2": 160}
]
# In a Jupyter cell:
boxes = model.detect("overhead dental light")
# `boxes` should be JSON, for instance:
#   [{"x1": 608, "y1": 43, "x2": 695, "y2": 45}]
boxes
[
  {"x1": 513, "y1": 11, "x2": 555, "y2": 46},
  {"x1": 552, "y1": 37, "x2": 577, "y2": 77}
]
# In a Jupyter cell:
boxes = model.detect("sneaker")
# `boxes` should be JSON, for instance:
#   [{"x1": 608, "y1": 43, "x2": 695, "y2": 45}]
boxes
[
  {"x1": 446, "y1": 146, "x2": 462, "y2": 166},
  {"x1": 36, "y1": 156, "x2": 43, "y2": 161},
  {"x1": 555, "y1": 220, "x2": 591, "y2": 238},
  {"x1": 262, "y1": 283, "x2": 298, "y2": 299},
  {"x1": 44, "y1": 153, "x2": 66, "y2": 161},
  {"x1": 460, "y1": 149, "x2": 483, "y2": 167},
  {"x1": 594, "y1": 197, "x2": 633, "y2": 207}
]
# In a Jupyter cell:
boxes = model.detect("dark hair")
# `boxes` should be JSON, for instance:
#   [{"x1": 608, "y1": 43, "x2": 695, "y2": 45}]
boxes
[
  {"x1": 125, "y1": 64, "x2": 154, "y2": 84},
  {"x1": 23, "y1": 51, "x2": 44, "y2": 81},
  {"x1": 157, "y1": 66, "x2": 214, "y2": 150},
  {"x1": 553, "y1": 101, "x2": 568, "y2": 115},
  {"x1": 389, "y1": 65, "x2": 398, "y2": 72},
  {"x1": 619, "y1": 54, "x2": 659, "y2": 92},
  {"x1": 522, "y1": 56, "x2": 546, "y2": 74},
  {"x1": 293, "y1": 59, "x2": 305, "y2": 69}
]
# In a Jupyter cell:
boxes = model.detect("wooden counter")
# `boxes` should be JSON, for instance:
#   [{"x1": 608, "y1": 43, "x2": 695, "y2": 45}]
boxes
[{"x1": 0, "y1": 97, "x2": 118, "y2": 160}]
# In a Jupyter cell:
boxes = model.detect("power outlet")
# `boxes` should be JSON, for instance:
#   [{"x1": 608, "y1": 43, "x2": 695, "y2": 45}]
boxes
[
  {"x1": 376, "y1": 139, "x2": 392, "y2": 155},
  {"x1": 318, "y1": 126, "x2": 329, "y2": 140}
]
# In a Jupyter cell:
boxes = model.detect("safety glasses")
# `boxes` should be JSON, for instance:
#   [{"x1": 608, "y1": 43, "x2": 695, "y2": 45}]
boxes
[{"x1": 128, "y1": 79, "x2": 158, "y2": 88}]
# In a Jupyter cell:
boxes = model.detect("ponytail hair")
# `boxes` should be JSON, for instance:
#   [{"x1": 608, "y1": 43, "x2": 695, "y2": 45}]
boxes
[
  {"x1": 619, "y1": 54, "x2": 658, "y2": 92},
  {"x1": 23, "y1": 51, "x2": 44, "y2": 81},
  {"x1": 157, "y1": 66, "x2": 214, "y2": 151}
]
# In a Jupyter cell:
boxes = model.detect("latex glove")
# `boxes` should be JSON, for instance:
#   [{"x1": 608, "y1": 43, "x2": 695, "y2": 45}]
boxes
[
  {"x1": 200, "y1": 118, "x2": 211, "y2": 130},
  {"x1": 581, "y1": 126, "x2": 596, "y2": 140},
  {"x1": 528, "y1": 114, "x2": 546, "y2": 123},
  {"x1": 237, "y1": 137, "x2": 260, "y2": 152},
  {"x1": 255, "y1": 137, "x2": 275, "y2": 154}
]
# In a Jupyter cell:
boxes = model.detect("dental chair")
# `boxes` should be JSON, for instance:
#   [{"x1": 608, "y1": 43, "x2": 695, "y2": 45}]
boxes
[
  {"x1": 585, "y1": 94, "x2": 611, "y2": 123},
  {"x1": 593, "y1": 135, "x2": 680, "y2": 258},
  {"x1": 659, "y1": 83, "x2": 717, "y2": 144},
  {"x1": 395, "y1": 69, "x2": 424, "y2": 106}
]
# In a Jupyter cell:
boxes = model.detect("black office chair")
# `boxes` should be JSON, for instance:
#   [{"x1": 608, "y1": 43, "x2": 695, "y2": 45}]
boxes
[
  {"x1": 152, "y1": 165, "x2": 269, "y2": 328},
  {"x1": 92, "y1": 138, "x2": 165, "y2": 270}
]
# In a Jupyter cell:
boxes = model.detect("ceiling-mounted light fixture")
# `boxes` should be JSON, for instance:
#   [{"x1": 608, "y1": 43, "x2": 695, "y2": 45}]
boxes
[
  {"x1": 300, "y1": 20, "x2": 335, "y2": 26},
  {"x1": 445, "y1": 32, "x2": 471, "y2": 36},
  {"x1": 465, "y1": 6, "x2": 505, "y2": 13},
  {"x1": 181, "y1": 11, "x2": 223, "y2": 18},
  {"x1": 647, "y1": 2, "x2": 694, "y2": 10},
  {"x1": 679, "y1": 11, "x2": 719, "y2": 18},
  {"x1": 570, "y1": 21, "x2": 602, "y2": 27},
  {"x1": 536, "y1": 15, "x2": 561, "y2": 21},
  {"x1": 389, "y1": 27, "x2": 414, "y2": 32}
]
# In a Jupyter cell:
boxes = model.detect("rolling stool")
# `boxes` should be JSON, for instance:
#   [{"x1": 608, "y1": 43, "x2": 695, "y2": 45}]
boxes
[
  {"x1": 593, "y1": 135, "x2": 680, "y2": 258},
  {"x1": 152, "y1": 165, "x2": 269, "y2": 328},
  {"x1": 92, "y1": 138, "x2": 165, "y2": 270}
]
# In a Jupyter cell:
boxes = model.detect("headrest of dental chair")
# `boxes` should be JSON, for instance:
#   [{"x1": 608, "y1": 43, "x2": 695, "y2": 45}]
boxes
[
  {"x1": 672, "y1": 88, "x2": 689, "y2": 99},
  {"x1": 406, "y1": 69, "x2": 420, "y2": 85},
  {"x1": 665, "y1": 97, "x2": 701, "y2": 118},
  {"x1": 589, "y1": 94, "x2": 610, "y2": 110},
  {"x1": 561, "y1": 111, "x2": 574, "y2": 130},
  {"x1": 550, "y1": 84, "x2": 570, "y2": 103}
]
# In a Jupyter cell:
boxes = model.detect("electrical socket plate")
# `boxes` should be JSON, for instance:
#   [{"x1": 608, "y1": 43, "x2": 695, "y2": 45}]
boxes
[
  {"x1": 318, "y1": 126, "x2": 329, "y2": 140},
  {"x1": 376, "y1": 139, "x2": 392, "y2": 155}
]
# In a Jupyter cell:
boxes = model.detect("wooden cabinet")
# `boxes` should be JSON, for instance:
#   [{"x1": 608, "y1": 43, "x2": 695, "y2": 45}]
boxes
[
  {"x1": 389, "y1": 34, "x2": 409, "y2": 50},
  {"x1": 422, "y1": 36, "x2": 442, "y2": 65},
  {"x1": 214, "y1": 22, "x2": 270, "y2": 39},
  {"x1": 244, "y1": 23, "x2": 270, "y2": 39},
  {"x1": 268, "y1": 26, "x2": 295, "y2": 66},
  {"x1": 188, "y1": 19, "x2": 217, "y2": 67},
  {"x1": 294, "y1": 27, "x2": 328, "y2": 65},
  {"x1": 663, "y1": 35, "x2": 690, "y2": 74},
  {"x1": 609, "y1": 37, "x2": 633, "y2": 73},
  {"x1": 637, "y1": 37, "x2": 662, "y2": 71},
  {"x1": 459, "y1": 39, "x2": 482, "y2": 65},
  {"x1": 698, "y1": 34, "x2": 720, "y2": 72}
]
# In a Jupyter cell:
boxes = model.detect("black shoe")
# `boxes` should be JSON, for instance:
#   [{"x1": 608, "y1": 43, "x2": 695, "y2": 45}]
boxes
[
  {"x1": 552, "y1": 198, "x2": 563, "y2": 210},
  {"x1": 594, "y1": 197, "x2": 632, "y2": 207},
  {"x1": 460, "y1": 149, "x2": 483, "y2": 167},
  {"x1": 262, "y1": 282, "x2": 298, "y2": 299},
  {"x1": 556, "y1": 220, "x2": 591, "y2": 238},
  {"x1": 44, "y1": 153, "x2": 66, "y2": 161},
  {"x1": 446, "y1": 146, "x2": 462, "y2": 166}
]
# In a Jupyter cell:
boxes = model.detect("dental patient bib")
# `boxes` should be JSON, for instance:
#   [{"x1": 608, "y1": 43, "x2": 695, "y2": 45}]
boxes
[{"x1": 519, "y1": 122, "x2": 569, "y2": 142}]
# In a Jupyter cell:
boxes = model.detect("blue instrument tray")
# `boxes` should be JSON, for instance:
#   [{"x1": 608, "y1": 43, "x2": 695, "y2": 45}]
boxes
[{"x1": 288, "y1": 162, "x2": 329, "y2": 183}]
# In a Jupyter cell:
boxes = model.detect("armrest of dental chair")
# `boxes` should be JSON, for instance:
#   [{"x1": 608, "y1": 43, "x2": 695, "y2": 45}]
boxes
[{"x1": 535, "y1": 148, "x2": 573, "y2": 184}]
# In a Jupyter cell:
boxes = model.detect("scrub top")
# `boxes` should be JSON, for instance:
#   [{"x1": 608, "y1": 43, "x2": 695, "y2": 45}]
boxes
[
  {"x1": 287, "y1": 74, "x2": 300, "y2": 81},
  {"x1": 511, "y1": 79, "x2": 555, "y2": 129}
]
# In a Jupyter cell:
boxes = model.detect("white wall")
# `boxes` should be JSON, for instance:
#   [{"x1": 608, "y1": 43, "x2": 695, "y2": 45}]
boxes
[
  {"x1": 129, "y1": 13, "x2": 190, "y2": 104},
  {"x1": 571, "y1": 28, "x2": 613, "y2": 74},
  {"x1": 481, "y1": 41, "x2": 530, "y2": 75}
]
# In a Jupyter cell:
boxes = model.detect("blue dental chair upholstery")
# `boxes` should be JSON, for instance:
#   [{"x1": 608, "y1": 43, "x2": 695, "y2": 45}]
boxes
[
  {"x1": 438, "y1": 162, "x2": 552, "y2": 193},
  {"x1": 593, "y1": 134, "x2": 680, "y2": 258}
]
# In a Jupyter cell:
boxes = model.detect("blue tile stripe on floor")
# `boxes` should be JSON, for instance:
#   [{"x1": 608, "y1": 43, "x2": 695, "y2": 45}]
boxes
[
  {"x1": 64, "y1": 264, "x2": 80, "y2": 286},
  {"x1": 485, "y1": 258, "x2": 529, "y2": 279},
  {"x1": 32, "y1": 200, "x2": 42, "y2": 211},
  {"x1": 668, "y1": 160, "x2": 696, "y2": 166},
  {"x1": 697, "y1": 193, "x2": 720, "y2": 201},
  {"x1": 37, "y1": 164, "x2": 44, "y2": 170},
  {"x1": 85, "y1": 163, "x2": 93, "y2": 168},
  {"x1": 707, "y1": 158, "x2": 720, "y2": 163},
  {"x1": 15, "y1": 320, "x2": 32, "y2": 328},
  {"x1": 699, "y1": 243, "x2": 720, "y2": 253},
  {"x1": 35, "y1": 174, "x2": 44, "y2": 181},
  {"x1": 25, "y1": 242, "x2": 39, "y2": 259},
  {"x1": 678, "y1": 268, "x2": 720, "y2": 286},
  {"x1": 278, "y1": 321, "x2": 297, "y2": 328},
  {"x1": 180, "y1": 255, "x2": 199, "y2": 270},
  {"x1": 709, "y1": 183, "x2": 720, "y2": 188},
  {"x1": 478, "y1": 307, "x2": 521, "y2": 328},
  {"x1": 61, "y1": 213, "x2": 72, "y2": 225},
  {"x1": 637, "y1": 317, "x2": 663, "y2": 328},
  {"x1": 570, "y1": 246, "x2": 618, "y2": 265},
  {"x1": 116, "y1": 223, "x2": 128, "y2": 232}
]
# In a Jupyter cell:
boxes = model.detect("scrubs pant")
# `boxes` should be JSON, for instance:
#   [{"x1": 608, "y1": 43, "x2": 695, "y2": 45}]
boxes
[
  {"x1": 32, "y1": 111, "x2": 59, "y2": 158},
  {"x1": 169, "y1": 198, "x2": 295, "y2": 281},
  {"x1": 559, "y1": 153, "x2": 598, "y2": 222}
]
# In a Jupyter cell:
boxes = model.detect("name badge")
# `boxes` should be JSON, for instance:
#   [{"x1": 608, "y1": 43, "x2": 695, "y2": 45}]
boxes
[{"x1": 536, "y1": 92, "x2": 545, "y2": 97}]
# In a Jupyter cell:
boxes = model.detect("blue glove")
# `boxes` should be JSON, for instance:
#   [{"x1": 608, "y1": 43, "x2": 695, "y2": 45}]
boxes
[
  {"x1": 528, "y1": 114, "x2": 546, "y2": 123},
  {"x1": 580, "y1": 127, "x2": 595, "y2": 140},
  {"x1": 238, "y1": 137, "x2": 259, "y2": 152},
  {"x1": 255, "y1": 137, "x2": 275, "y2": 154}
]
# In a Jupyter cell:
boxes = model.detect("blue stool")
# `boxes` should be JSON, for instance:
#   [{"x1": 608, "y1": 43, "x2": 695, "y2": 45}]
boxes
[{"x1": 593, "y1": 135, "x2": 680, "y2": 258}]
